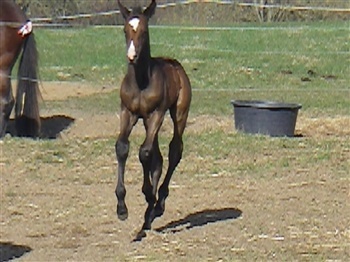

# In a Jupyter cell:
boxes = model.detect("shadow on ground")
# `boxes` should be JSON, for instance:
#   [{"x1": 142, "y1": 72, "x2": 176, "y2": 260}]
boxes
[
  {"x1": 156, "y1": 207, "x2": 242, "y2": 234},
  {"x1": 0, "y1": 242, "x2": 32, "y2": 262},
  {"x1": 7, "y1": 115, "x2": 75, "y2": 139}
]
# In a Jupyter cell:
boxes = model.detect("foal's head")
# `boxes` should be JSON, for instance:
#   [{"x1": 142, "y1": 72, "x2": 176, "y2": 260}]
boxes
[{"x1": 118, "y1": 0, "x2": 156, "y2": 64}]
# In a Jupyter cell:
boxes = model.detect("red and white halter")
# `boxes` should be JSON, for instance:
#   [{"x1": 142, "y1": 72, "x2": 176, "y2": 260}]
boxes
[{"x1": 17, "y1": 20, "x2": 32, "y2": 37}]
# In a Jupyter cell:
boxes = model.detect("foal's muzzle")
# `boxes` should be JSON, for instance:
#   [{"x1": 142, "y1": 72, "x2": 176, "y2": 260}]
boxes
[{"x1": 127, "y1": 40, "x2": 137, "y2": 62}]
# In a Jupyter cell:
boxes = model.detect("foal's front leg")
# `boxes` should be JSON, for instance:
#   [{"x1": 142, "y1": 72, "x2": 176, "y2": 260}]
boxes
[
  {"x1": 139, "y1": 112, "x2": 164, "y2": 230},
  {"x1": 115, "y1": 108, "x2": 137, "y2": 220}
]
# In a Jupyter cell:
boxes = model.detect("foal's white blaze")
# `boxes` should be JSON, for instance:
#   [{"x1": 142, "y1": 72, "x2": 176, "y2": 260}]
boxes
[
  {"x1": 127, "y1": 40, "x2": 136, "y2": 60},
  {"x1": 129, "y1": 18, "x2": 140, "y2": 32}
]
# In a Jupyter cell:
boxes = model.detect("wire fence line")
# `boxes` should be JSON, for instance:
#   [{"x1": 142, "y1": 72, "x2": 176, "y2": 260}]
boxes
[
  {"x1": 164, "y1": 1, "x2": 350, "y2": 12},
  {"x1": 0, "y1": 1, "x2": 348, "y2": 28},
  {"x1": 149, "y1": 24, "x2": 350, "y2": 31},
  {"x1": 14, "y1": 1, "x2": 350, "y2": 25},
  {"x1": 2, "y1": 1, "x2": 348, "y2": 84}
]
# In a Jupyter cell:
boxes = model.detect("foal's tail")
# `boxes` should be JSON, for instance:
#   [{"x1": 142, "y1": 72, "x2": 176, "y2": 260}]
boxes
[{"x1": 15, "y1": 32, "x2": 41, "y2": 137}]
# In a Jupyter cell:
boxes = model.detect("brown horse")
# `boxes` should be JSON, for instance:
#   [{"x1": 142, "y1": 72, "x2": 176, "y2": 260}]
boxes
[
  {"x1": 115, "y1": 0, "x2": 192, "y2": 240},
  {"x1": 0, "y1": 0, "x2": 40, "y2": 137}
]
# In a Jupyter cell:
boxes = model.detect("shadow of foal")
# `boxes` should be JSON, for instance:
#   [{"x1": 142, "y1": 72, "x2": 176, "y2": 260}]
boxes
[
  {"x1": 0, "y1": 242, "x2": 32, "y2": 262},
  {"x1": 155, "y1": 208, "x2": 242, "y2": 234},
  {"x1": 114, "y1": 0, "x2": 192, "y2": 240}
]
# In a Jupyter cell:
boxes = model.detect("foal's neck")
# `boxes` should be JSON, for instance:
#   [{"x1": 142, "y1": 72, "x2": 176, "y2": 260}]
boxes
[{"x1": 128, "y1": 47, "x2": 152, "y2": 90}]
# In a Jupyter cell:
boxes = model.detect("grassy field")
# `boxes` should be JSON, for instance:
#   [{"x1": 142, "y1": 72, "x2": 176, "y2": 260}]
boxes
[
  {"x1": 1, "y1": 21, "x2": 349, "y2": 261},
  {"x1": 35, "y1": 22, "x2": 349, "y2": 115},
  {"x1": 36, "y1": 22, "x2": 350, "y2": 87}
]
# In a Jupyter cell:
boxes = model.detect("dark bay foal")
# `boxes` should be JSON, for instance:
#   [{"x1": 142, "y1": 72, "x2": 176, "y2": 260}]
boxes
[{"x1": 115, "y1": 0, "x2": 192, "y2": 239}]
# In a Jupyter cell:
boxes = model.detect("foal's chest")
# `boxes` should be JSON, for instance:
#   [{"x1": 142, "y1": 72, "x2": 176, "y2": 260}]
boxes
[{"x1": 121, "y1": 87, "x2": 163, "y2": 117}]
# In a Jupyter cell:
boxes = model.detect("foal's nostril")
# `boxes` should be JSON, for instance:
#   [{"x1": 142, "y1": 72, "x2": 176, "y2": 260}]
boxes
[{"x1": 128, "y1": 53, "x2": 137, "y2": 62}]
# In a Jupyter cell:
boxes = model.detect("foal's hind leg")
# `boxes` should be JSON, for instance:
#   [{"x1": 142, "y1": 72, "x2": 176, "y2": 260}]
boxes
[{"x1": 155, "y1": 106, "x2": 189, "y2": 218}]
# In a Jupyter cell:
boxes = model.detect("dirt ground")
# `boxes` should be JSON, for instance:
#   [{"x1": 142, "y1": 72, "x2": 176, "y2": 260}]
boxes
[
  {"x1": 1, "y1": 82, "x2": 349, "y2": 261},
  {"x1": 32, "y1": 81, "x2": 350, "y2": 139}
]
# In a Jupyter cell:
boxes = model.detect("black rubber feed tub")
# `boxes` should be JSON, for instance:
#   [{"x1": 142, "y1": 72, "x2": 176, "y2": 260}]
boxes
[{"x1": 231, "y1": 100, "x2": 302, "y2": 137}]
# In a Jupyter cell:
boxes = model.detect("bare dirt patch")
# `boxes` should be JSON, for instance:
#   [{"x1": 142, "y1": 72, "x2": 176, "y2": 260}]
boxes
[
  {"x1": 1, "y1": 82, "x2": 349, "y2": 261},
  {"x1": 296, "y1": 114, "x2": 350, "y2": 138},
  {"x1": 58, "y1": 113, "x2": 350, "y2": 139},
  {"x1": 31, "y1": 81, "x2": 349, "y2": 140},
  {"x1": 37, "y1": 82, "x2": 350, "y2": 139},
  {"x1": 40, "y1": 81, "x2": 116, "y2": 101}
]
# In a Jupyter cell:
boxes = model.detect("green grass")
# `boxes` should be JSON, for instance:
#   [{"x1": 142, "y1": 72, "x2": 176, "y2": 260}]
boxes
[
  {"x1": 35, "y1": 21, "x2": 349, "y2": 117},
  {"x1": 35, "y1": 22, "x2": 350, "y2": 88},
  {"x1": 35, "y1": 27, "x2": 124, "y2": 84},
  {"x1": 182, "y1": 128, "x2": 349, "y2": 178},
  {"x1": 42, "y1": 87, "x2": 349, "y2": 117},
  {"x1": 35, "y1": 21, "x2": 349, "y2": 188}
]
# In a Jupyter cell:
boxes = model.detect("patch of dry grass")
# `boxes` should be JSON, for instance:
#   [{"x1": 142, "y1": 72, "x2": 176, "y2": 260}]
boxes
[{"x1": 1, "y1": 108, "x2": 349, "y2": 261}]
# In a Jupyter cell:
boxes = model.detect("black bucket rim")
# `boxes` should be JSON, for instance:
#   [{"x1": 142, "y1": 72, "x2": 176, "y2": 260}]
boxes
[{"x1": 231, "y1": 100, "x2": 302, "y2": 110}]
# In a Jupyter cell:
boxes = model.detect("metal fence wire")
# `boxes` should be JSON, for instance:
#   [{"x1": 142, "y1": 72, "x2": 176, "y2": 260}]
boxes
[{"x1": 12, "y1": 0, "x2": 350, "y2": 27}]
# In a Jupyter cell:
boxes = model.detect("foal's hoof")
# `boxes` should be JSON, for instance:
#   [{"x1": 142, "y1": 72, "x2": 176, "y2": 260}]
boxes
[
  {"x1": 133, "y1": 230, "x2": 147, "y2": 242},
  {"x1": 117, "y1": 205, "x2": 128, "y2": 221}
]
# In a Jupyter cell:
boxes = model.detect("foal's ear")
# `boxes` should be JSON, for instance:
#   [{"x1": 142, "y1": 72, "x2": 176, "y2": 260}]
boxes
[
  {"x1": 117, "y1": 0, "x2": 130, "y2": 20},
  {"x1": 143, "y1": 0, "x2": 156, "y2": 19}
]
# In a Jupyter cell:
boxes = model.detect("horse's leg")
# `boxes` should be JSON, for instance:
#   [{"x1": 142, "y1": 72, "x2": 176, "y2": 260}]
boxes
[
  {"x1": 115, "y1": 107, "x2": 137, "y2": 220},
  {"x1": 141, "y1": 137, "x2": 163, "y2": 230},
  {"x1": 150, "y1": 138, "x2": 163, "y2": 204},
  {"x1": 0, "y1": 71, "x2": 14, "y2": 137},
  {"x1": 139, "y1": 112, "x2": 164, "y2": 230},
  {"x1": 155, "y1": 105, "x2": 190, "y2": 218}
]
